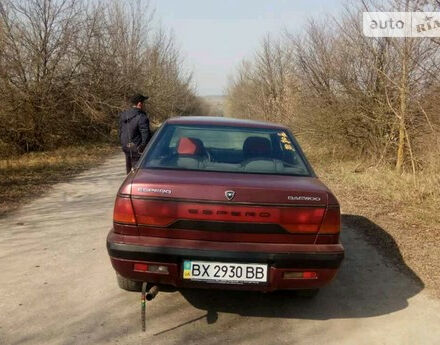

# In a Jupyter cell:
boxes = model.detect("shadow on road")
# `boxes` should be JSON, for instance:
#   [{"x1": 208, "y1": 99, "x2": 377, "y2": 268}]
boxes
[{"x1": 178, "y1": 214, "x2": 424, "y2": 322}]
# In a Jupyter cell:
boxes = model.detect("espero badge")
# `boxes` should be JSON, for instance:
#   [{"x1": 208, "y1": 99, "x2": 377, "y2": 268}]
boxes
[{"x1": 137, "y1": 187, "x2": 172, "y2": 195}]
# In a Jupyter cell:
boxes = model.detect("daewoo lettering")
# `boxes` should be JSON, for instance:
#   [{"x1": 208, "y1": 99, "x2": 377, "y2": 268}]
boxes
[{"x1": 288, "y1": 196, "x2": 321, "y2": 202}]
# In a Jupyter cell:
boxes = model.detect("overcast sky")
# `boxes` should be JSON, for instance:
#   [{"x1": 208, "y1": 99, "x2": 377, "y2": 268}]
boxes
[{"x1": 152, "y1": 0, "x2": 344, "y2": 96}]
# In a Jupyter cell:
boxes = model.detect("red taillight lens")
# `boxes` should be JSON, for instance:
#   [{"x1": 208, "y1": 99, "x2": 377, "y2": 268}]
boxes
[
  {"x1": 319, "y1": 207, "x2": 340, "y2": 234},
  {"x1": 302, "y1": 271, "x2": 318, "y2": 279},
  {"x1": 132, "y1": 200, "x2": 177, "y2": 226},
  {"x1": 133, "y1": 263, "x2": 148, "y2": 272},
  {"x1": 113, "y1": 196, "x2": 136, "y2": 224},
  {"x1": 281, "y1": 207, "x2": 325, "y2": 233}
]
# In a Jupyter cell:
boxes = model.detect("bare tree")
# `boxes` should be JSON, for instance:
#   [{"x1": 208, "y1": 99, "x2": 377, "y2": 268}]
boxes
[
  {"x1": 227, "y1": 0, "x2": 440, "y2": 173},
  {"x1": 227, "y1": 35, "x2": 299, "y2": 125},
  {"x1": 0, "y1": 0, "x2": 202, "y2": 156}
]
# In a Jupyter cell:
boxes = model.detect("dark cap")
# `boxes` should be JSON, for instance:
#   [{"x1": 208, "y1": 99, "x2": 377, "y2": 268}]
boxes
[{"x1": 130, "y1": 93, "x2": 149, "y2": 105}]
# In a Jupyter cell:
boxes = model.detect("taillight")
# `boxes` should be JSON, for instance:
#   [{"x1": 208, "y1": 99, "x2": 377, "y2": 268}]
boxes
[
  {"x1": 132, "y1": 198, "x2": 326, "y2": 233},
  {"x1": 133, "y1": 263, "x2": 148, "y2": 272},
  {"x1": 133, "y1": 263, "x2": 169, "y2": 274},
  {"x1": 281, "y1": 208, "x2": 325, "y2": 233},
  {"x1": 319, "y1": 207, "x2": 340, "y2": 234},
  {"x1": 133, "y1": 200, "x2": 177, "y2": 226},
  {"x1": 113, "y1": 196, "x2": 137, "y2": 224}
]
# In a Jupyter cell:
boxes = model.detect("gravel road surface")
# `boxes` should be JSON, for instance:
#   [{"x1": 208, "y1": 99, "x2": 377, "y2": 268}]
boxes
[{"x1": 1, "y1": 153, "x2": 439, "y2": 345}]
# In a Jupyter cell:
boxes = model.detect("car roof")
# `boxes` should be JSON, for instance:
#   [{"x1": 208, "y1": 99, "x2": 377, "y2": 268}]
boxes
[{"x1": 165, "y1": 116, "x2": 288, "y2": 130}]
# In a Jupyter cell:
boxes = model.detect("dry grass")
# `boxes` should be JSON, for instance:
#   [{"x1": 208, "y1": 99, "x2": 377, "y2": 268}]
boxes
[
  {"x1": 316, "y1": 160, "x2": 440, "y2": 225},
  {"x1": 306, "y1": 148, "x2": 440, "y2": 297},
  {"x1": 0, "y1": 143, "x2": 118, "y2": 217}
]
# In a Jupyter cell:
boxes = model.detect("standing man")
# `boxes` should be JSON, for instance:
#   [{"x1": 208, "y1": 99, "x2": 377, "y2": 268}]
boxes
[{"x1": 119, "y1": 93, "x2": 151, "y2": 173}]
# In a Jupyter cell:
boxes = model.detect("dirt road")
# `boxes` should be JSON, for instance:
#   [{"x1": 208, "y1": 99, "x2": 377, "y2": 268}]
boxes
[{"x1": 1, "y1": 153, "x2": 439, "y2": 345}]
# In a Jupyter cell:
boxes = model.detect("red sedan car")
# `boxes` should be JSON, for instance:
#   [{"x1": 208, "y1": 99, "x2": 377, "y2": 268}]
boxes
[{"x1": 107, "y1": 116, "x2": 344, "y2": 296}]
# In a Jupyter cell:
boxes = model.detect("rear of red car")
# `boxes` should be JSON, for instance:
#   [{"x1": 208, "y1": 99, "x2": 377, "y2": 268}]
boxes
[{"x1": 107, "y1": 117, "x2": 344, "y2": 293}]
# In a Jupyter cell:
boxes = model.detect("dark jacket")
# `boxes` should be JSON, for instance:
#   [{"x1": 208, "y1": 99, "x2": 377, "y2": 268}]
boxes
[{"x1": 118, "y1": 108, "x2": 150, "y2": 153}]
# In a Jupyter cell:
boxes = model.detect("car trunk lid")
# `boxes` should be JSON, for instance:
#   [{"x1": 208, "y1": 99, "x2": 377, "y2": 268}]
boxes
[
  {"x1": 131, "y1": 169, "x2": 328, "y2": 205},
  {"x1": 119, "y1": 169, "x2": 338, "y2": 244}
]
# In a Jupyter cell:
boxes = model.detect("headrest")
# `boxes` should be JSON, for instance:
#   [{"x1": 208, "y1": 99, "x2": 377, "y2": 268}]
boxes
[
  {"x1": 177, "y1": 137, "x2": 205, "y2": 155},
  {"x1": 243, "y1": 137, "x2": 271, "y2": 158}
]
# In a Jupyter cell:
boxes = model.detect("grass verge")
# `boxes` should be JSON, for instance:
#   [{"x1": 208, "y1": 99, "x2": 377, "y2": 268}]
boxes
[
  {"x1": 310, "y1": 156, "x2": 440, "y2": 297},
  {"x1": 0, "y1": 143, "x2": 118, "y2": 217}
]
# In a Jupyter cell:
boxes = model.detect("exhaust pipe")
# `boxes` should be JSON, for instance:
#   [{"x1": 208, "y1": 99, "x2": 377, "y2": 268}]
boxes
[{"x1": 146, "y1": 285, "x2": 159, "y2": 301}]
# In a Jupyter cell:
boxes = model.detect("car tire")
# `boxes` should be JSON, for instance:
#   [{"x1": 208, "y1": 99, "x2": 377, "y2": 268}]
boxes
[
  {"x1": 116, "y1": 274, "x2": 142, "y2": 292},
  {"x1": 296, "y1": 288, "x2": 319, "y2": 298}
]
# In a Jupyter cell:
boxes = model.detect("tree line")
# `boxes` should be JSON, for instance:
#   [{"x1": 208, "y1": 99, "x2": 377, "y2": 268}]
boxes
[
  {"x1": 0, "y1": 0, "x2": 205, "y2": 157},
  {"x1": 226, "y1": 0, "x2": 440, "y2": 174}
]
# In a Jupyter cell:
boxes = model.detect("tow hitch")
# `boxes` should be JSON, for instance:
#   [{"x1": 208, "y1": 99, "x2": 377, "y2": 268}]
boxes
[{"x1": 141, "y1": 283, "x2": 159, "y2": 332}]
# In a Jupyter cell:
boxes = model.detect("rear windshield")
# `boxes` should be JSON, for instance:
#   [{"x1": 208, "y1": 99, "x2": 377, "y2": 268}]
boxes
[{"x1": 143, "y1": 124, "x2": 311, "y2": 176}]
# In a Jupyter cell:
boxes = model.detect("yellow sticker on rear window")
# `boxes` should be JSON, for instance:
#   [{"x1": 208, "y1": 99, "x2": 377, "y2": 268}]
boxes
[{"x1": 284, "y1": 144, "x2": 293, "y2": 151}]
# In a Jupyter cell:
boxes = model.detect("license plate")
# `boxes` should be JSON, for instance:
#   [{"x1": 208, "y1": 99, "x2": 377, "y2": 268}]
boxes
[{"x1": 183, "y1": 260, "x2": 268, "y2": 284}]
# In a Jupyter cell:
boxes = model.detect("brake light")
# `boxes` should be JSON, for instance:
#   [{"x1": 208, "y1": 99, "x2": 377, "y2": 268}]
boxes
[
  {"x1": 113, "y1": 196, "x2": 136, "y2": 224},
  {"x1": 319, "y1": 207, "x2": 340, "y2": 234},
  {"x1": 133, "y1": 200, "x2": 177, "y2": 226},
  {"x1": 281, "y1": 207, "x2": 325, "y2": 233}
]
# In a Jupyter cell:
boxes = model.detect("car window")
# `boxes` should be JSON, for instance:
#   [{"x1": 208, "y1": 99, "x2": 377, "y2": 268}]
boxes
[
  {"x1": 169, "y1": 127, "x2": 269, "y2": 150},
  {"x1": 143, "y1": 124, "x2": 310, "y2": 176}
]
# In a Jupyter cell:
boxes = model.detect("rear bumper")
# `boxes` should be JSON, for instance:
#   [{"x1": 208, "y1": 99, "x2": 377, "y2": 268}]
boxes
[{"x1": 107, "y1": 229, "x2": 344, "y2": 292}]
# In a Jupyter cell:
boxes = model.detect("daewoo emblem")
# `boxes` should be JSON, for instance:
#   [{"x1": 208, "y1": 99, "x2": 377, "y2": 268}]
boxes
[{"x1": 225, "y1": 190, "x2": 235, "y2": 201}]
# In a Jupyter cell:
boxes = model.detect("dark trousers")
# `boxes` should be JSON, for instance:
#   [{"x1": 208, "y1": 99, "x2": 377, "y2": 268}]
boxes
[{"x1": 124, "y1": 152, "x2": 141, "y2": 173}]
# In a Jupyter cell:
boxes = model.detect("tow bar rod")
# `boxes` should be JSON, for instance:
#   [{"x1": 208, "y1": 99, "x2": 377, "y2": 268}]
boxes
[{"x1": 141, "y1": 283, "x2": 159, "y2": 332}]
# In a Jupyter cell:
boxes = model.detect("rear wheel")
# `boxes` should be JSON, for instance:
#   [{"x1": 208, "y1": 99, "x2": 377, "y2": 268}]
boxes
[
  {"x1": 296, "y1": 288, "x2": 319, "y2": 298},
  {"x1": 116, "y1": 274, "x2": 142, "y2": 292}
]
